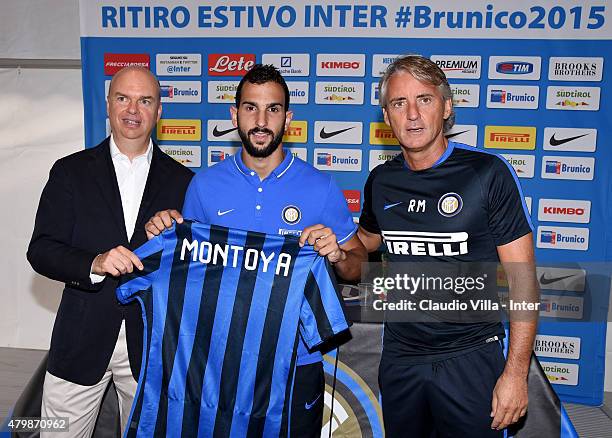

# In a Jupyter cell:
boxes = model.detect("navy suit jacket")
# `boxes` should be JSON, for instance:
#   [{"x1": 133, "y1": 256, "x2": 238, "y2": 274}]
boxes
[{"x1": 27, "y1": 137, "x2": 193, "y2": 385}]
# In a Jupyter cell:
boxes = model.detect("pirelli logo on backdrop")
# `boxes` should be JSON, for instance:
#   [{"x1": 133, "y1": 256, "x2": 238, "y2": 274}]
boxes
[
  {"x1": 369, "y1": 122, "x2": 399, "y2": 145},
  {"x1": 157, "y1": 119, "x2": 201, "y2": 141},
  {"x1": 484, "y1": 126, "x2": 536, "y2": 150},
  {"x1": 282, "y1": 121, "x2": 308, "y2": 143}
]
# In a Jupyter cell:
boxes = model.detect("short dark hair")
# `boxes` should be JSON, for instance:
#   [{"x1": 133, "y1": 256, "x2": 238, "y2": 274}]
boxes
[{"x1": 235, "y1": 64, "x2": 290, "y2": 110}]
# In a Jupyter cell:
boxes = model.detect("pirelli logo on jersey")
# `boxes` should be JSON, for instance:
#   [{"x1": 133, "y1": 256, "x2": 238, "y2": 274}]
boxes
[
  {"x1": 382, "y1": 231, "x2": 468, "y2": 256},
  {"x1": 369, "y1": 122, "x2": 399, "y2": 145},
  {"x1": 282, "y1": 121, "x2": 308, "y2": 143},
  {"x1": 484, "y1": 126, "x2": 536, "y2": 150},
  {"x1": 157, "y1": 119, "x2": 201, "y2": 141}
]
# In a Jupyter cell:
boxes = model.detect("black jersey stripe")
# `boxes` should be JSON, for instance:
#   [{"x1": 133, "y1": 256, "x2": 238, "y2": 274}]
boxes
[
  {"x1": 213, "y1": 231, "x2": 267, "y2": 437},
  {"x1": 246, "y1": 236, "x2": 300, "y2": 438},
  {"x1": 303, "y1": 270, "x2": 334, "y2": 343},
  {"x1": 181, "y1": 225, "x2": 230, "y2": 438},
  {"x1": 279, "y1": 333, "x2": 299, "y2": 437},
  {"x1": 153, "y1": 222, "x2": 194, "y2": 437}
]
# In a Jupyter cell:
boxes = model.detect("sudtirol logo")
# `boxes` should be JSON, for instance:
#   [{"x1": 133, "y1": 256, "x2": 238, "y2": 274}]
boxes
[
  {"x1": 313, "y1": 148, "x2": 362, "y2": 172},
  {"x1": 536, "y1": 226, "x2": 589, "y2": 251},
  {"x1": 437, "y1": 193, "x2": 463, "y2": 217},
  {"x1": 486, "y1": 85, "x2": 539, "y2": 109},
  {"x1": 450, "y1": 84, "x2": 479, "y2": 108},
  {"x1": 546, "y1": 86, "x2": 600, "y2": 111},
  {"x1": 287, "y1": 82, "x2": 309, "y2": 104},
  {"x1": 535, "y1": 335, "x2": 580, "y2": 360},
  {"x1": 372, "y1": 54, "x2": 400, "y2": 77},
  {"x1": 488, "y1": 56, "x2": 541, "y2": 80},
  {"x1": 207, "y1": 81, "x2": 239, "y2": 104},
  {"x1": 500, "y1": 154, "x2": 535, "y2": 178},
  {"x1": 159, "y1": 81, "x2": 201, "y2": 103},
  {"x1": 369, "y1": 149, "x2": 400, "y2": 171},
  {"x1": 261, "y1": 54, "x2": 309, "y2": 76},
  {"x1": 548, "y1": 57, "x2": 604, "y2": 82},
  {"x1": 156, "y1": 54, "x2": 201, "y2": 76},
  {"x1": 160, "y1": 145, "x2": 201, "y2": 168},
  {"x1": 316, "y1": 54, "x2": 365, "y2": 77},
  {"x1": 382, "y1": 231, "x2": 468, "y2": 256},
  {"x1": 282, "y1": 206, "x2": 301, "y2": 225},
  {"x1": 430, "y1": 55, "x2": 481, "y2": 79},
  {"x1": 541, "y1": 362, "x2": 579, "y2": 386},
  {"x1": 315, "y1": 82, "x2": 364, "y2": 105},
  {"x1": 541, "y1": 156, "x2": 594, "y2": 181}
]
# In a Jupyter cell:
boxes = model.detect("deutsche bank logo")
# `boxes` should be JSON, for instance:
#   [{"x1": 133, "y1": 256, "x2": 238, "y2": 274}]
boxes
[{"x1": 281, "y1": 57, "x2": 291, "y2": 68}]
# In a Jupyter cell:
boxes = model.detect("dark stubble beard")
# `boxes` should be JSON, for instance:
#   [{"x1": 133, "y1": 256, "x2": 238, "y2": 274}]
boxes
[{"x1": 237, "y1": 119, "x2": 285, "y2": 158}]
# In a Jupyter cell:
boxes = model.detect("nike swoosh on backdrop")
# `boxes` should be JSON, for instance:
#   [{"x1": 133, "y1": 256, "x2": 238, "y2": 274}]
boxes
[
  {"x1": 213, "y1": 126, "x2": 238, "y2": 137},
  {"x1": 445, "y1": 130, "x2": 469, "y2": 139},
  {"x1": 549, "y1": 133, "x2": 589, "y2": 146},
  {"x1": 319, "y1": 126, "x2": 355, "y2": 139},
  {"x1": 539, "y1": 273, "x2": 576, "y2": 285}
]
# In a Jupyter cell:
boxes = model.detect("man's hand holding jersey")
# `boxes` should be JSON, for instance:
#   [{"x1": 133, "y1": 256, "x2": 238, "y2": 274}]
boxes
[{"x1": 145, "y1": 209, "x2": 184, "y2": 240}]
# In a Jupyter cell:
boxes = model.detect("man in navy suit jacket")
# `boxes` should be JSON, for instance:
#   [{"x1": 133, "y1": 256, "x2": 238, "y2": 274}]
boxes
[{"x1": 27, "y1": 67, "x2": 193, "y2": 437}]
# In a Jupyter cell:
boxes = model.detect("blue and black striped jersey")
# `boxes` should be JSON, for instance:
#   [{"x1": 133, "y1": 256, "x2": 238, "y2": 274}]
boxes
[{"x1": 116, "y1": 221, "x2": 349, "y2": 437}]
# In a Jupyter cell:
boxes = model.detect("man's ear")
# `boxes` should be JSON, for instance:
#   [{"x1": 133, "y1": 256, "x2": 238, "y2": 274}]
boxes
[{"x1": 230, "y1": 105, "x2": 238, "y2": 127}]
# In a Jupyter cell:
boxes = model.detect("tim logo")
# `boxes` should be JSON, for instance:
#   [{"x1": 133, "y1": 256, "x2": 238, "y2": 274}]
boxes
[
  {"x1": 316, "y1": 153, "x2": 332, "y2": 166},
  {"x1": 540, "y1": 231, "x2": 557, "y2": 244},
  {"x1": 210, "y1": 151, "x2": 229, "y2": 163},
  {"x1": 496, "y1": 62, "x2": 534, "y2": 75},
  {"x1": 160, "y1": 85, "x2": 173, "y2": 98},
  {"x1": 545, "y1": 161, "x2": 561, "y2": 174},
  {"x1": 490, "y1": 90, "x2": 507, "y2": 103}
]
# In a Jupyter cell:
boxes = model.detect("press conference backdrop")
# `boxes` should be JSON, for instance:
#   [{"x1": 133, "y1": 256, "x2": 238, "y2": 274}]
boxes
[{"x1": 80, "y1": 0, "x2": 612, "y2": 406}]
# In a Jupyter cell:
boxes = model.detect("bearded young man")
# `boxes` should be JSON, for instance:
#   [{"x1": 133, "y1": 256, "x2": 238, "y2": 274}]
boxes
[{"x1": 146, "y1": 64, "x2": 366, "y2": 436}]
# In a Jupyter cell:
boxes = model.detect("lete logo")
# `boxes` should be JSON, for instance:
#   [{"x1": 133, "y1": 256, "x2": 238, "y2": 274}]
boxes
[{"x1": 209, "y1": 54, "x2": 255, "y2": 76}]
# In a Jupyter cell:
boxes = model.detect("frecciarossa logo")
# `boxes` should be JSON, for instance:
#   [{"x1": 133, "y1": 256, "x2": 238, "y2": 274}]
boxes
[{"x1": 381, "y1": 231, "x2": 468, "y2": 256}]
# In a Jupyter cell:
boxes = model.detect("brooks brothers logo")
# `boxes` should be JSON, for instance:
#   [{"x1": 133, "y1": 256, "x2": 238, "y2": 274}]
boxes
[
  {"x1": 486, "y1": 85, "x2": 539, "y2": 109},
  {"x1": 548, "y1": 57, "x2": 604, "y2": 82},
  {"x1": 534, "y1": 334, "x2": 580, "y2": 360},
  {"x1": 159, "y1": 81, "x2": 201, "y2": 103},
  {"x1": 315, "y1": 121, "x2": 362, "y2": 144},
  {"x1": 369, "y1": 122, "x2": 399, "y2": 145},
  {"x1": 541, "y1": 156, "x2": 594, "y2": 181},
  {"x1": 282, "y1": 206, "x2": 301, "y2": 225},
  {"x1": 261, "y1": 54, "x2": 310, "y2": 76},
  {"x1": 537, "y1": 199, "x2": 591, "y2": 224},
  {"x1": 536, "y1": 226, "x2": 589, "y2": 251},
  {"x1": 314, "y1": 149, "x2": 362, "y2": 172},
  {"x1": 484, "y1": 126, "x2": 536, "y2": 150},
  {"x1": 160, "y1": 145, "x2": 201, "y2": 168},
  {"x1": 157, "y1": 119, "x2": 201, "y2": 141},
  {"x1": 368, "y1": 150, "x2": 400, "y2": 171},
  {"x1": 444, "y1": 125, "x2": 477, "y2": 147},
  {"x1": 382, "y1": 231, "x2": 468, "y2": 256},
  {"x1": 372, "y1": 54, "x2": 400, "y2": 77},
  {"x1": 430, "y1": 55, "x2": 481, "y2": 79},
  {"x1": 156, "y1": 54, "x2": 201, "y2": 76},
  {"x1": 283, "y1": 121, "x2": 308, "y2": 143},
  {"x1": 437, "y1": 193, "x2": 462, "y2": 217},
  {"x1": 450, "y1": 84, "x2": 479, "y2": 107},
  {"x1": 544, "y1": 128, "x2": 597, "y2": 152},
  {"x1": 536, "y1": 266, "x2": 586, "y2": 292},
  {"x1": 500, "y1": 154, "x2": 535, "y2": 178},
  {"x1": 207, "y1": 81, "x2": 239, "y2": 103},
  {"x1": 546, "y1": 86, "x2": 600, "y2": 111},
  {"x1": 207, "y1": 120, "x2": 239, "y2": 142},
  {"x1": 317, "y1": 54, "x2": 365, "y2": 77},
  {"x1": 541, "y1": 362, "x2": 579, "y2": 386},
  {"x1": 208, "y1": 54, "x2": 255, "y2": 76},
  {"x1": 488, "y1": 56, "x2": 541, "y2": 80},
  {"x1": 315, "y1": 82, "x2": 364, "y2": 105}
]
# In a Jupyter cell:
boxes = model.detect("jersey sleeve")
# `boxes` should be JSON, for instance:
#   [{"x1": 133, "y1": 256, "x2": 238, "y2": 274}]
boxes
[
  {"x1": 182, "y1": 175, "x2": 209, "y2": 223},
  {"x1": 320, "y1": 177, "x2": 357, "y2": 244},
  {"x1": 358, "y1": 171, "x2": 381, "y2": 234},
  {"x1": 116, "y1": 236, "x2": 164, "y2": 304},
  {"x1": 486, "y1": 156, "x2": 534, "y2": 246},
  {"x1": 299, "y1": 257, "x2": 351, "y2": 350}
]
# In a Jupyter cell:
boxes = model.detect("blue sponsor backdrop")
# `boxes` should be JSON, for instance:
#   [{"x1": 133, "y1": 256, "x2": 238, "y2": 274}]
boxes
[{"x1": 81, "y1": 24, "x2": 611, "y2": 405}]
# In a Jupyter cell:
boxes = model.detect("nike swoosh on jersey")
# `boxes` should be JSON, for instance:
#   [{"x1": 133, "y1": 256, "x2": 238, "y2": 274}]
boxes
[
  {"x1": 384, "y1": 202, "x2": 403, "y2": 210},
  {"x1": 217, "y1": 209, "x2": 235, "y2": 216},
  {"x1": 319, "y1": 126, "x2": 355, "y2": 139},
  {"x1": 445, "y1": 130, "x2": 469, "y2": 139},
  {"x1": 549, "y1": 133, "x2": 589, "y2": 146},
  {"x1": 305, "y1": 393, "x2": 322, "y2": 410},
  {"x1": 213, "y1": 126, "x2": 238, "y2": 137},
  {"x1": 539, "y1": 273, "x2": 576, "y2": 285}
]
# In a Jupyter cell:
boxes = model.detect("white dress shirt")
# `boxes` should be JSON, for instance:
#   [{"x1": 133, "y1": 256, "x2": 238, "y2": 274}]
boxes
[{"x1": 90, "y1": 135, "x2": 153, "y2": 283}]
